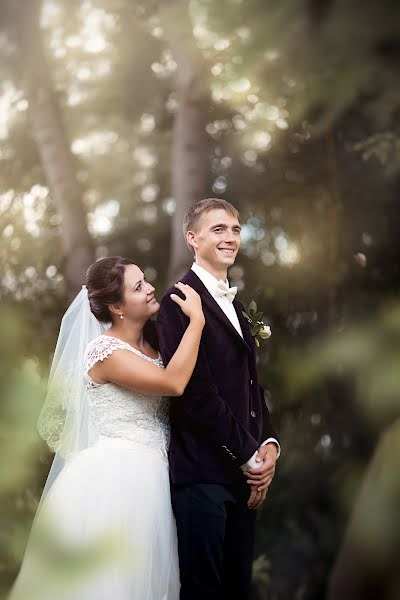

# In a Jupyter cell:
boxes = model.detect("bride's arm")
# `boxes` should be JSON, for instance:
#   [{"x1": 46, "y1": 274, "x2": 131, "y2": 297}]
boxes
[{"x1": 89, "y1": 283, "x2": 205, "y2": 396}]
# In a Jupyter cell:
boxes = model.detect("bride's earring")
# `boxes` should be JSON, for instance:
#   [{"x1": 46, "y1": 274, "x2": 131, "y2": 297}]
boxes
[{"x1": 120, "y1": 313, "x2": 124, "y2": 319}]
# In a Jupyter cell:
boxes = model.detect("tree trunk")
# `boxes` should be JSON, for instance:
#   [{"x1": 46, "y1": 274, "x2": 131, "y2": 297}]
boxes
[
  {"x1": 14, "y1": 0, "x2": 95, "y2": 300},
  {"x1": 161, "y1": 0, "x2": 210, "y2": 285}
]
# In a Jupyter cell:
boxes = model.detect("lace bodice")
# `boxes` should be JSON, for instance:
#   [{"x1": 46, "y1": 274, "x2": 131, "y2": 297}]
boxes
[{"x1": 83, "y1": 335, "x2": 170, "y2": 452}]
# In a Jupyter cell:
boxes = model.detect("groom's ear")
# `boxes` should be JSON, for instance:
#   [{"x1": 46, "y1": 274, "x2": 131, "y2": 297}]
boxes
[{"x1": 186, "y1": 230, "x2": 198, "y2": 254}]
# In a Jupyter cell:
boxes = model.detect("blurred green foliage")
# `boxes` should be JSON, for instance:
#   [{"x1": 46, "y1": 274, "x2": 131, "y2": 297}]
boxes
[
  {"x1": 0, "y1": 305, "x2": 48, "y2": 596},
  {"x1": 271, "y1": 302, "x2": 400, "y2": 598},
  {"x1": 283, "y1": 303, "x2": 400, "y2": 428}
]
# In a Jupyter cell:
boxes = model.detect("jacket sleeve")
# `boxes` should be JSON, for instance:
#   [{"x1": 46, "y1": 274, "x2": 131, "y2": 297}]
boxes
[
  {"x1": 157, "y1": 291, "x2": 260, "y2": 467},
  {"x1": 260, "y1": 384, "x2": 280, "y2": 444}
]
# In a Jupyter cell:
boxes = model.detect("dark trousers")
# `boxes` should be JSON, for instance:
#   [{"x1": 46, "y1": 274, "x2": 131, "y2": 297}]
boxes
[{"x1": 171, "y1": 483, "x2": 257, "y2": 600}]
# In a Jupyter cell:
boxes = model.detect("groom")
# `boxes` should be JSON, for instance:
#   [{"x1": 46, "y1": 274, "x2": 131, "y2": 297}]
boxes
[{"x1": 157, "y1": 198, "x2": 280, "y2": 600}]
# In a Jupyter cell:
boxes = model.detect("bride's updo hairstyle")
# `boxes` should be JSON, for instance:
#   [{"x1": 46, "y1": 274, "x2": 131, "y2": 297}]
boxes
[{"x1": 86, "y1": 256, "x2": 136, "y2": 323}]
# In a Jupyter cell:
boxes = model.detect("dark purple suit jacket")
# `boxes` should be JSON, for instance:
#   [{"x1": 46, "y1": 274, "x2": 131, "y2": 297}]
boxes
[{"x1": 156, "y1": 268, "x2": 279, "y2": 485}]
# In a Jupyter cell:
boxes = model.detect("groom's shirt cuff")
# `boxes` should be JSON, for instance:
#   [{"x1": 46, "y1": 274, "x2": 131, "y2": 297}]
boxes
[{"x1": 240, "y1": 438, "x2": 281, "y2": 471}]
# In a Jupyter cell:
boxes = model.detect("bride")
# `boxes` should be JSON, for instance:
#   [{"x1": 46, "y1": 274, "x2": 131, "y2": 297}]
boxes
[{"x1": 10, "y1": 256, "x2": 205, "y2": 600}]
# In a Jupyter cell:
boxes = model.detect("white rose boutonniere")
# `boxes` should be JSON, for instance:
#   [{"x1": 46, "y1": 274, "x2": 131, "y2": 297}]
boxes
[{"x1": 242, "y1": 300, "x2": 271, "y2": 347}]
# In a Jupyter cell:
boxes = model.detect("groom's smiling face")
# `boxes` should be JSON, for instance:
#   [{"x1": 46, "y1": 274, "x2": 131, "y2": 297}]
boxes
[{"x1": 188, "y1": 208, "x2": 241, "y2": 277}]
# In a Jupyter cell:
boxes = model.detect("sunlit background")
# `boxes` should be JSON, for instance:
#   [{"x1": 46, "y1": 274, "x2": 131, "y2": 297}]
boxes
[{"x1": 1, "y1": 0, "x2": 400, "y2": 598}]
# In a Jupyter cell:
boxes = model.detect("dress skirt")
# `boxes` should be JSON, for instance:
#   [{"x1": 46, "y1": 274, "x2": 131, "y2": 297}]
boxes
[{"x1": 9, "y1": 438, "x2": 180, "y2": 600}]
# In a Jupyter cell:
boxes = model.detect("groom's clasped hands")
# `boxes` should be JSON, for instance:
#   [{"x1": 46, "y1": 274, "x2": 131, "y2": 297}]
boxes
[{"x1": 245, "y1": 443, "x2": 278, "y2": 509}]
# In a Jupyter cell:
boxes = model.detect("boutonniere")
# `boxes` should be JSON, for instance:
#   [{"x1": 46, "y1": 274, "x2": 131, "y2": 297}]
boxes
[{"x1": 242, "y1": 300, "x2": 271, "y2": 347}]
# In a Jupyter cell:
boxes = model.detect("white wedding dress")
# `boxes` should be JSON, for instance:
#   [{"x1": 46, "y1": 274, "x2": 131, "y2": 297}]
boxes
[{"x1": 10, "y1": 335, "x2": 180, "y2": 600}]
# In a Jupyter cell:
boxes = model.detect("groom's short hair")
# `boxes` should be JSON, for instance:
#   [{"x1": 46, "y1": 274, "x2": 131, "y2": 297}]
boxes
[{"x1": 183, "y1": 198, "x2": 240, "y2": 251}]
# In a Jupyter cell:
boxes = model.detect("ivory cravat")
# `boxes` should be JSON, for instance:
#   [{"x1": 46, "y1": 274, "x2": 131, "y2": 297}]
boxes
[{"x1": 214, "y1": 280, "x2": 238, "y2": 303}]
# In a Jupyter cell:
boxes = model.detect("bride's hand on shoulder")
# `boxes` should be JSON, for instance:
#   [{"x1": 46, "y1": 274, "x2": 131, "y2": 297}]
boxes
[{"x1": 170, "y1": 283, "x2": 205, "y2": 326}]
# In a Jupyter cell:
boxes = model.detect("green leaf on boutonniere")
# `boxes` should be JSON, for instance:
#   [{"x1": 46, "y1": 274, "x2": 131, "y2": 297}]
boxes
[
  {"x1": 242, "y1": 300, "x2": 272, "y2": 348},
  {"x1": 248, "y1": 300, "x2": 257, "y2": 316}
]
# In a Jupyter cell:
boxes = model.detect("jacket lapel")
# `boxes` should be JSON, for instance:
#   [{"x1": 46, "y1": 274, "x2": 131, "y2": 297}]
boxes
[
  {"x1": 234, "y1": 300, "x2": 257, "y2": 368},
  {"x1": 182, "y1": 269, "x2": 251, "y2": 353},
  {"x1": 234, "y1": 301, "x2": 254, "y2": 348}
]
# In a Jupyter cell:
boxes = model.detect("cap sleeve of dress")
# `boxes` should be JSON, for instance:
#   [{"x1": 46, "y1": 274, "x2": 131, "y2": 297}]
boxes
[{"x1": 84, "y1": 336, "x2": 134, "y2": 374}]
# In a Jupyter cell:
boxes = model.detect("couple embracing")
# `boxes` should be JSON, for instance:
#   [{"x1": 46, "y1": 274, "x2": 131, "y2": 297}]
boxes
[{"x1": 11, "y1": 198, "x2": 279, "y2": 600}]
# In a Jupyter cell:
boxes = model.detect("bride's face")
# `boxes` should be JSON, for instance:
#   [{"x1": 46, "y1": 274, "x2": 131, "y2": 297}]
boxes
[{"x1": 118, "y1": 264, "x2": 159, "y2": 321}]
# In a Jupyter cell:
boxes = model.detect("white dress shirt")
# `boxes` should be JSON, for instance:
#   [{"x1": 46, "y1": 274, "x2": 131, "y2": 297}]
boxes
[
  {"x1": 191, "y1": 263, "x2": 280, "y2": 470},
  {"x1": 191, "y1": 262, "x2": 243, "y2": 336}
]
